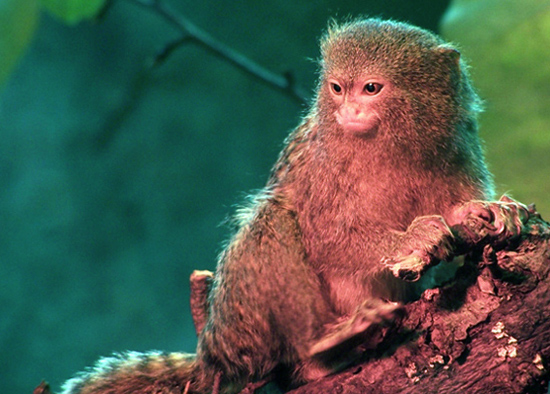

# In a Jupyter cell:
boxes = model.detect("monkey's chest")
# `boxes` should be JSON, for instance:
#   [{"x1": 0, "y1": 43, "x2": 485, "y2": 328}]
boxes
[
  {"x1": 289, "y1": 146, "x2": 456, "y2": 273},
  {"x1": 296, "y1": 180, "x2": 413, "y2": 266}
]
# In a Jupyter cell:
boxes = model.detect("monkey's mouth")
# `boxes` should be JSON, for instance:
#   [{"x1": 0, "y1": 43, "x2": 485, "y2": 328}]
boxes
[{"x1": 335, "y1": 112, "x2": 380, "y2": 134}]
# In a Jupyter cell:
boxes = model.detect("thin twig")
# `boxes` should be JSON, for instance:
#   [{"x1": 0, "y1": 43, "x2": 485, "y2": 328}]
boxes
[
  {"x1": 91, "y1": 67, "x2": 152, "y2": 151},
  {"x1": 126, "y1": 0, "x2": 309, "y2": 105},
  {"x1": 152, "y1": 36, "x2": 193, "y2": 67}
]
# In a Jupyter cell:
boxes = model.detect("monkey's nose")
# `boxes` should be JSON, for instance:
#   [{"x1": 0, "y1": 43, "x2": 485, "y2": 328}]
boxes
[
  {"x1": 340, "y1": 102, "x2": 362, "y2": 117},
  {"x1": 337, "y1": 103, "x2": 368, "y2": 124}
]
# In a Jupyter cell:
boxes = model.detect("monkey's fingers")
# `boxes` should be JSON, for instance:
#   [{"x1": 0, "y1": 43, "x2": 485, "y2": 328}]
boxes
[
  {"x1": 450, "y1": 201, "x2": 496, "y2": 245},
  {"x1": 494, "y1": 195, "x2": 530, "y2": 237},
  {"x1": 450, "y1": 198, "x2": 530, "y2": 247},
  {"x1": 383, "y1": 253, "x2": 430, "y2": 282}
]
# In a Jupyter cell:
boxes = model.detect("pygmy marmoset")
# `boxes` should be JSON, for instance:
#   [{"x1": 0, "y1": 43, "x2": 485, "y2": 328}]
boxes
[{"x1": 59, "y1": 18, "x2": 528, "y2": 394}]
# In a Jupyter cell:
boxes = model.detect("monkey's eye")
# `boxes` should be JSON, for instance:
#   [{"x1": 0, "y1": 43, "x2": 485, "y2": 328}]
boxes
[
  {"x1": 363, "y1": 83, "x2": 383, "y2": 95},
  {"x1": 330, "y1": 82, "x2": 343, "y2": 95}
]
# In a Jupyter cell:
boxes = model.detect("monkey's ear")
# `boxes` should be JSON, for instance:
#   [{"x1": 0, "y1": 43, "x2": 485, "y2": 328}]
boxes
[{"x1": 437, "y1": 45, "x2": 461, "y2": 67}]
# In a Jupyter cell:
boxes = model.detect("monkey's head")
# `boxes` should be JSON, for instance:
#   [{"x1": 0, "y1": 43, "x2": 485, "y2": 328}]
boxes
[{"x1": 316, "y1": 18, "x2": 481, "y2": 143}]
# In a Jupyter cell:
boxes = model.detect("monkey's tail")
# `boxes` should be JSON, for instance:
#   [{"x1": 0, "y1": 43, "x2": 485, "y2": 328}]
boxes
[{"x1": 60, "y1": 351, "x2": 213, "y2": 394}]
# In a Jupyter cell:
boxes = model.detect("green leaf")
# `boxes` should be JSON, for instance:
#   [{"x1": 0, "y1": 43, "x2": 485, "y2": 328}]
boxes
[
  {"x1": 40, "y1": 0, "x2": 108, "y2": 24},
  {"x1": 0, "y1": 0, "x2": 39, "y2": 87}
]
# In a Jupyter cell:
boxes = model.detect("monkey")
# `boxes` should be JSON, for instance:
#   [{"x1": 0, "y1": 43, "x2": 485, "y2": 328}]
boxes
[{"x1": 59, "y1": 18, "x2": 529, "y2": 394}]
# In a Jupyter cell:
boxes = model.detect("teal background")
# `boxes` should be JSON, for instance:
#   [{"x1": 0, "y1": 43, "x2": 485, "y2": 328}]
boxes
[{"x1": 1, "y1": 1, "x2": 548, "y2": 393}]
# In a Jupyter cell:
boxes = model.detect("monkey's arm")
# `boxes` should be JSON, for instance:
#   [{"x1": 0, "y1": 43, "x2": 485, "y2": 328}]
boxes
[
  {"x1": 383, "y1": 196, "x2": 530, "y2": 282},
  {"x1": 382, "y1": 215, "x2": 455, "y2": 282}
]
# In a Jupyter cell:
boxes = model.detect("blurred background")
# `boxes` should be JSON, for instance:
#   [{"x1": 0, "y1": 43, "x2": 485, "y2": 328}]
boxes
[{"x1": 1, "y1": 0, "x2": 548, "y2": 392}]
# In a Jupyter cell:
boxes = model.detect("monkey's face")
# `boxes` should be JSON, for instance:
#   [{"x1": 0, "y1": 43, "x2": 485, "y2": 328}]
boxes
[
  {"x1": 317, "y1": 19, "x2": 473, "y2": 144},
  {"x1": 325, "y1": 75, "x2": 389, "y2": 135}
]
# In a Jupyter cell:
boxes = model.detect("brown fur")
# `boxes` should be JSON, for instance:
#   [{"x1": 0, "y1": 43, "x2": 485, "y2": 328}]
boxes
[{"x1": 62, "y1": 18, "x2": 498, "y2": 394}]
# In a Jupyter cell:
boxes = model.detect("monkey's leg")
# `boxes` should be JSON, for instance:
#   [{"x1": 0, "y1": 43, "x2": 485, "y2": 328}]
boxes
[
  {"x1": 308, "y1": 299, "x2": 402, "y2": 358},
  {"x1": 198, "y1": 202, "x2": 341, "y2": 387},
  {"x1": 382, "y1": 215, "x2": 455, "y2": 282}
]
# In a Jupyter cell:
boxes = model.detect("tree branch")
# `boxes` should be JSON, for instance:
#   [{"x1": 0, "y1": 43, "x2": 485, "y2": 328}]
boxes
[{"x1": 126, "y1": 0, "x2": 309, "y2": 106}]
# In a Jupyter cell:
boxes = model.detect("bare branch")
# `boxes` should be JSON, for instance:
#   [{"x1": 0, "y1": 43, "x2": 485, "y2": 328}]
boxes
[
  {"x1": 126, "y1": 0, "x2": 309, "y2": 105},
  {"x1": 152, "y1": 36, "x2": 193, "y2": 67}
]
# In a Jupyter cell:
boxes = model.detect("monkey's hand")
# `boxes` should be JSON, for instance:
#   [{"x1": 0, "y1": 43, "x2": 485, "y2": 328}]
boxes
[
  {"x1": 382, "y1": 215, "x2": 454, "y2": 282},
  {"x1": 309, "y1": 299, "x2": 402, "y2": 359},
  {"x1": 448, "y1": 195, "x2": 530, "y2": 248}
]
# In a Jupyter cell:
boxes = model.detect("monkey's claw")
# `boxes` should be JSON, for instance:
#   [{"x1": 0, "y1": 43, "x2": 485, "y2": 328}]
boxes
[
  {"x1": 449, "y1": 196, "x2": 530, "y2": 247},
  {"x1": 383, "y1": 253, "x2": 428, "y2": 282}
]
